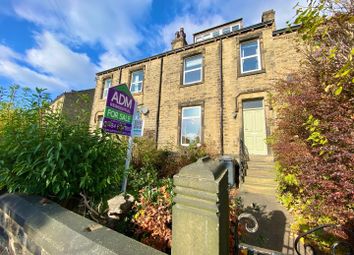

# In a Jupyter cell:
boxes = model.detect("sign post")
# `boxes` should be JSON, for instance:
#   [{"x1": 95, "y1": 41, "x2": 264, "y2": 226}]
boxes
[
  {"x1": 132, "y1": 110, "x2": 144, "y2": 137},
  {"x1": 102, "y1": 84, "x2": 136, "y2": 193}
]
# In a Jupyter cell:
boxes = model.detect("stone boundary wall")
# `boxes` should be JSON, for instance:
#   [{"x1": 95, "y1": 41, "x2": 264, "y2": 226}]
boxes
[{"x1": 0, "y1": 194, "x2": 165, "y2": 255}]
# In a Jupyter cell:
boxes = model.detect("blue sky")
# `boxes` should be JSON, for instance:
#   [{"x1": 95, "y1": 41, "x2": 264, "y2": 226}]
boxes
[{"x1": 0, "y1": 0, "x2": 303, "y2": 99}]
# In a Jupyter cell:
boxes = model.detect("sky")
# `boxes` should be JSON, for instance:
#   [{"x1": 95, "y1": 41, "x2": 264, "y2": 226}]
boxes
[{"x1": 0, "y1": 0, "x2": 304, "y2": 99}]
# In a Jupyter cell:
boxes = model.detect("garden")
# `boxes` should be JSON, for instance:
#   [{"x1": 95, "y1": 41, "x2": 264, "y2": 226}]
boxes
[
  {"x1": 0, "y1": 85, "x2": 242, "y2": 254},
  {"x1": 0, "y1": 0, "x2": 353, "y2": 254},
  {"x1": 272, "y1": 0, "x2": 353, "y2": 251}
]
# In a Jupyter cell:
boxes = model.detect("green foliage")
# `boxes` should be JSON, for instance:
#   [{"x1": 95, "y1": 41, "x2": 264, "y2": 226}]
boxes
[
  {"x1": 294, "y1": 0, "x2": 354, "y2": 96},
  {"x1": 130, "y1": 137, "x2": 207, "y2": 191},
  {"x1": 273, "y1": 0, "x2": 353, "y2": 245},
  {"x1": 128, "y1": 165, "x2": 159, "y2": 197},
  {"x1": 304, "y1": 115, "x2": 328, "y2": 148},
  {"x1": 132, "y1": 180, "x2": 174, "y2": 252},
  {"x1": 0, "y1": 85, "x2": 126, "y2": 203}
]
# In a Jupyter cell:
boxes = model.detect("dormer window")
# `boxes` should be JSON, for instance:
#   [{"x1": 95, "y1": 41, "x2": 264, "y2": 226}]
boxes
[
  {"x1": 222, "y1": 27, "x2": 231, "y2": 34},
  {"x1": 193, "y1": 20, "x2": 242, "y2": 43},
  {"x1": 232, "y1": 25, "x2": 240, "y2": 31}
]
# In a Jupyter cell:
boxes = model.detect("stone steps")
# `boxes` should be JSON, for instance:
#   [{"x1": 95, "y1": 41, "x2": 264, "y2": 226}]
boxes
[
  {"x1": 241, "y1": 159, "x2": 277, "y2": 196},
  {"x1": 246, "y1": 168, "x2": 276, "y2": 177},
  {"x1": 244, "y1": 176, "x2": 277, "y2": 187},
  {"x1": 238, "y1": 158, "x2": 296, "y2": 254},
  {"x1": 247, "y1": 161, "x2": 275, "y2": 167},
  {"x1": 240, "y1": 184, "x2": 277, "y2": 196},
  {"x1": 248, "y1": 155, "x2": 274, "y2": 162}
]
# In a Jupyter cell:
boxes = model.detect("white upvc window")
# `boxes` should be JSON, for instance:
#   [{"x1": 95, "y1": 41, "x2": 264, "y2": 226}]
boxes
[
  {"x1": 194, "y1": 23, "x2": 241, "y2": 43},
  {"x1": 97, "y1": 115, "x2": 103, "y2": 129},
  {"x1": 240, "y1": 40, "x2": 261, "y2": 74},
  {"x1": 195, "y1": 35, "x2": 203, "y2": 42},
  {"x1": 130, "y1": 70, "x2": 144, "y2": 93},
  {"x1": 232, "y1": 24, "x2": 240, "y2": 32},
  {"x1": 183, "y1": 55, "x2": 203, "y2": 85},
  {"x1": 222, "y1": 27, "x2": 231, "y2": 34},
  {"x1": 181, "y1": 106, "x2": 202, "y2": 146},
  {"x1": 102, "y1": 78, "x2": 112, "y2": 99}
]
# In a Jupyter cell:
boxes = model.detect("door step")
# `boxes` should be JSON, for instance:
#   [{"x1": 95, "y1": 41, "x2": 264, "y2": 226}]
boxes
[
  {"x1": 245, "y1": 176, "x2": 277, "y2": 186},
  {"x1": 248, "y1": 155, "x2": 274, "y2": 162},
  {"x1": 240, "y1": 184, "x2": 277, "y2": 196}
]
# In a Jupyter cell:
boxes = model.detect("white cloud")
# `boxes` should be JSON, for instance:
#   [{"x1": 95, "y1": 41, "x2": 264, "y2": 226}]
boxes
[
  {"x1": 11, "y1": 0, "x2": 152, "y2": 59},
  {"x1": 0, "y1": 44, "x2": 21, "y2": 61},
  {"x1": 1, "y1": 1, "x2": 154, "y2": 93},
  {"x1": 159, "y1": 0, "x2": 306, "y2": 52},
  {"x1": 175, "y1": 0, "x2": 304, "y2": 29},
  {"x1": 160, "y1": 15, "x2": 225, "y2": 51},
  {"x1": 98, "y1": 51, "x2": 127, "y2": 71},
  {"x1": 26, "y1": 32, "x2": 98, "y2": 87},
  {"x1": 0, "y1": 59, "x2": 68, "y2": 92},
  {"x1": 1, "y1": 0, "x2": 307, "y2": 96}
]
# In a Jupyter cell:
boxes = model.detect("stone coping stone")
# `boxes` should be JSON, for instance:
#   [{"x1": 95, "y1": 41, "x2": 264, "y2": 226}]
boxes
[{"x1": 0, "y1": 193, "x2": 165, "y2": 255}]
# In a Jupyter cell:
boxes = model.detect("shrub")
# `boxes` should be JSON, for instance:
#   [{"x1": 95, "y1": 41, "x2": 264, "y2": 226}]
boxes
[
  {"x1": 273, "y1": 0, "x2": 353, "y2": 243},
  {"x1": 132, "y1": 138, "x2": 207, "y2": 178},
  {"x1": 0, "y1": 86, "x2": 126, "y2": 205},
  {"x1": 132, "y1": 178, "x2": 174, "y2": 252}
]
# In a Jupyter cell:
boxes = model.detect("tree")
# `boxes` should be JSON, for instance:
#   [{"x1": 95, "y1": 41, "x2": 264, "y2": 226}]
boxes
[
  {"x1": 0, "y1": 85, "x2": 126, "y2": 206},
  {"x1": 273, "y1": 0, "x2": 353, "y2": 243}
]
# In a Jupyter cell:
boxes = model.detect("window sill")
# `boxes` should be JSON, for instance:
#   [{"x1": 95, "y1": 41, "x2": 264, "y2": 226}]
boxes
[
  {"x1": 179, "y1": 143, "x2": 202, "y2": 148},
  {"x1": 180, "y1": 81, "x2": 204, "y2": 88},
  {"x1": 131, "y1": 92, "x2": 143, "y2": 96},
  {"x1": 238, "y1": 69, "x2": 266, "y2": 78}
]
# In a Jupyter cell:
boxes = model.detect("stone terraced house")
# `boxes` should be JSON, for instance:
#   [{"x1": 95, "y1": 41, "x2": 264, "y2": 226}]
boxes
[
  {"x1": 90, "y1": 10, "x2": 301, "y2": 158},
  {"x1": 51, "y1": 88, "x2": 95, "y2": 125}
]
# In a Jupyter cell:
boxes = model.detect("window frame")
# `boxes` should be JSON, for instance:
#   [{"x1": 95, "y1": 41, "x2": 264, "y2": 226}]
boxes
[
  {"x1": 183, "y1": 54, "x2": 203, "y2": 85},
  {"x1": 240, "y1": 39, "x2": 262, "y2": 74},
  {"x1": 194, "y1": 23, "x2": 241, "y2": 43},
  {"x1": 101, "y1": 78, "x2": 112, "y2": 99},
  {"x1": 180, "y1": 106, "x2": 202, "y2": 147},
  {"x1": 130, "y1": 69, "x2": 144, "y2": 94},
  {"x1": 97, "y1": 115, "x2": 103, "y2": 129}
]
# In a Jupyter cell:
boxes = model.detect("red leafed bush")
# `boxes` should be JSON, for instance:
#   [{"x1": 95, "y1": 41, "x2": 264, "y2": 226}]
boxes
[
  {"x1": 229, "y1": 187, "x2": 244, "y2": 255},
  {"x1": 273, "y1": 0, "x2": 353, "y2": 242},
  {"x1": 132, "y1": 183, "x2": 173, "y2": 252},
  {"x1": 132, "y1": 183, "x2": 243, "y2": 253}
]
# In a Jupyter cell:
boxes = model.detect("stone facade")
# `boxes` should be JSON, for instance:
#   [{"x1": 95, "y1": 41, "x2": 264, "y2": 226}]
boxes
[
  {"x1": 0, "y1": 194, "x2": 164, "y2": 255},
  {"x1": 90, "y1": 11, "x2": 302, "y2": 156},
  {"x1": 51, "y1": 89, "x2": 95, "y2": 125}
]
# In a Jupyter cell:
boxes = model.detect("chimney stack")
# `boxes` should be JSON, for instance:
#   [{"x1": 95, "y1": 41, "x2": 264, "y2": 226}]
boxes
[
  {"x1": 262, "y1": 9, "x2": 275, "y2": 23},
  {"x1": 171, "y1": 27, "x2": 188, "y2": 50}
]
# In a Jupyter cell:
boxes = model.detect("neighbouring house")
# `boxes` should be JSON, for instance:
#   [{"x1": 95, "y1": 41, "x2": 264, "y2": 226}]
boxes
[
  {"x1": 90, "y1": 10, "x2": 301, "y2": 157},
  {"x1": 51, "y1": 89, "x2": 95, "y2": 125}
]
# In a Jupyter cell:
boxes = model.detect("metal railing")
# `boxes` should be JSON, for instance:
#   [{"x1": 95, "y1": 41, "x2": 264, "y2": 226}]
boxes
[
  {"x1": 294, "y1": 224, "x2": 353, "y2": 255},
  {"x1": 239, "y1": 130, "x2": 249, "y2": 183},
  {"x1": 234, "y1": 213, "x2": 259, "y2": 254},
  {"x1": 234, "y1": 217, "x2": 353, "y2": 255}
]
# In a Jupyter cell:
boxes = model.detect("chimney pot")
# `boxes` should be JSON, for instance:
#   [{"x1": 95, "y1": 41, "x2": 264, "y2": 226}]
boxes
[
  {"x1": 171, "y1": 27, "x2": 188, "y2": 50},
  {"x1": 262, "y1": 9, "x2": 275, "y2": 23}
]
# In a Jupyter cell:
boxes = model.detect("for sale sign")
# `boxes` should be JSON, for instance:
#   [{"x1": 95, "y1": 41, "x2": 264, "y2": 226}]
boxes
[{"x1": 102, "y1": 84, "x2": 136, "y2": 136}]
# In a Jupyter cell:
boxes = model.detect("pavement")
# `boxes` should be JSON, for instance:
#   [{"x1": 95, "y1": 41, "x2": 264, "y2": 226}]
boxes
[{"x1": 238, "y1": 158, "x2": 298, "y2": 255}]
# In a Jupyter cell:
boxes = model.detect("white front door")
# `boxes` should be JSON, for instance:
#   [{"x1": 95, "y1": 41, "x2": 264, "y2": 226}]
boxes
[{"x1": 242, "y1": 99, "x2": 267, "y2": 155}]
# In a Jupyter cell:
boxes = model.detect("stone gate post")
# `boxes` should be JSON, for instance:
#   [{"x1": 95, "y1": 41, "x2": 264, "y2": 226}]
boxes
[{"x1": 172, "y1": 156, "x2": 229, "y2": 255}]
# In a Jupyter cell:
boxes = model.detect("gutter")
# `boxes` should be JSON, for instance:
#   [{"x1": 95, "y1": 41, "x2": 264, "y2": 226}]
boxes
[
  {"x1": 272, "y1": 24, "x2": 301, "y2": 36},
  {"x1": 155, "y1": 58, "x2": 163, "y2": 147},
  {"x1": 219, "y1": 39, "x2": 224, "y2": 155},
  {"x1": 96, "y1": 20, "x2": 274, "y2": 76}
]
